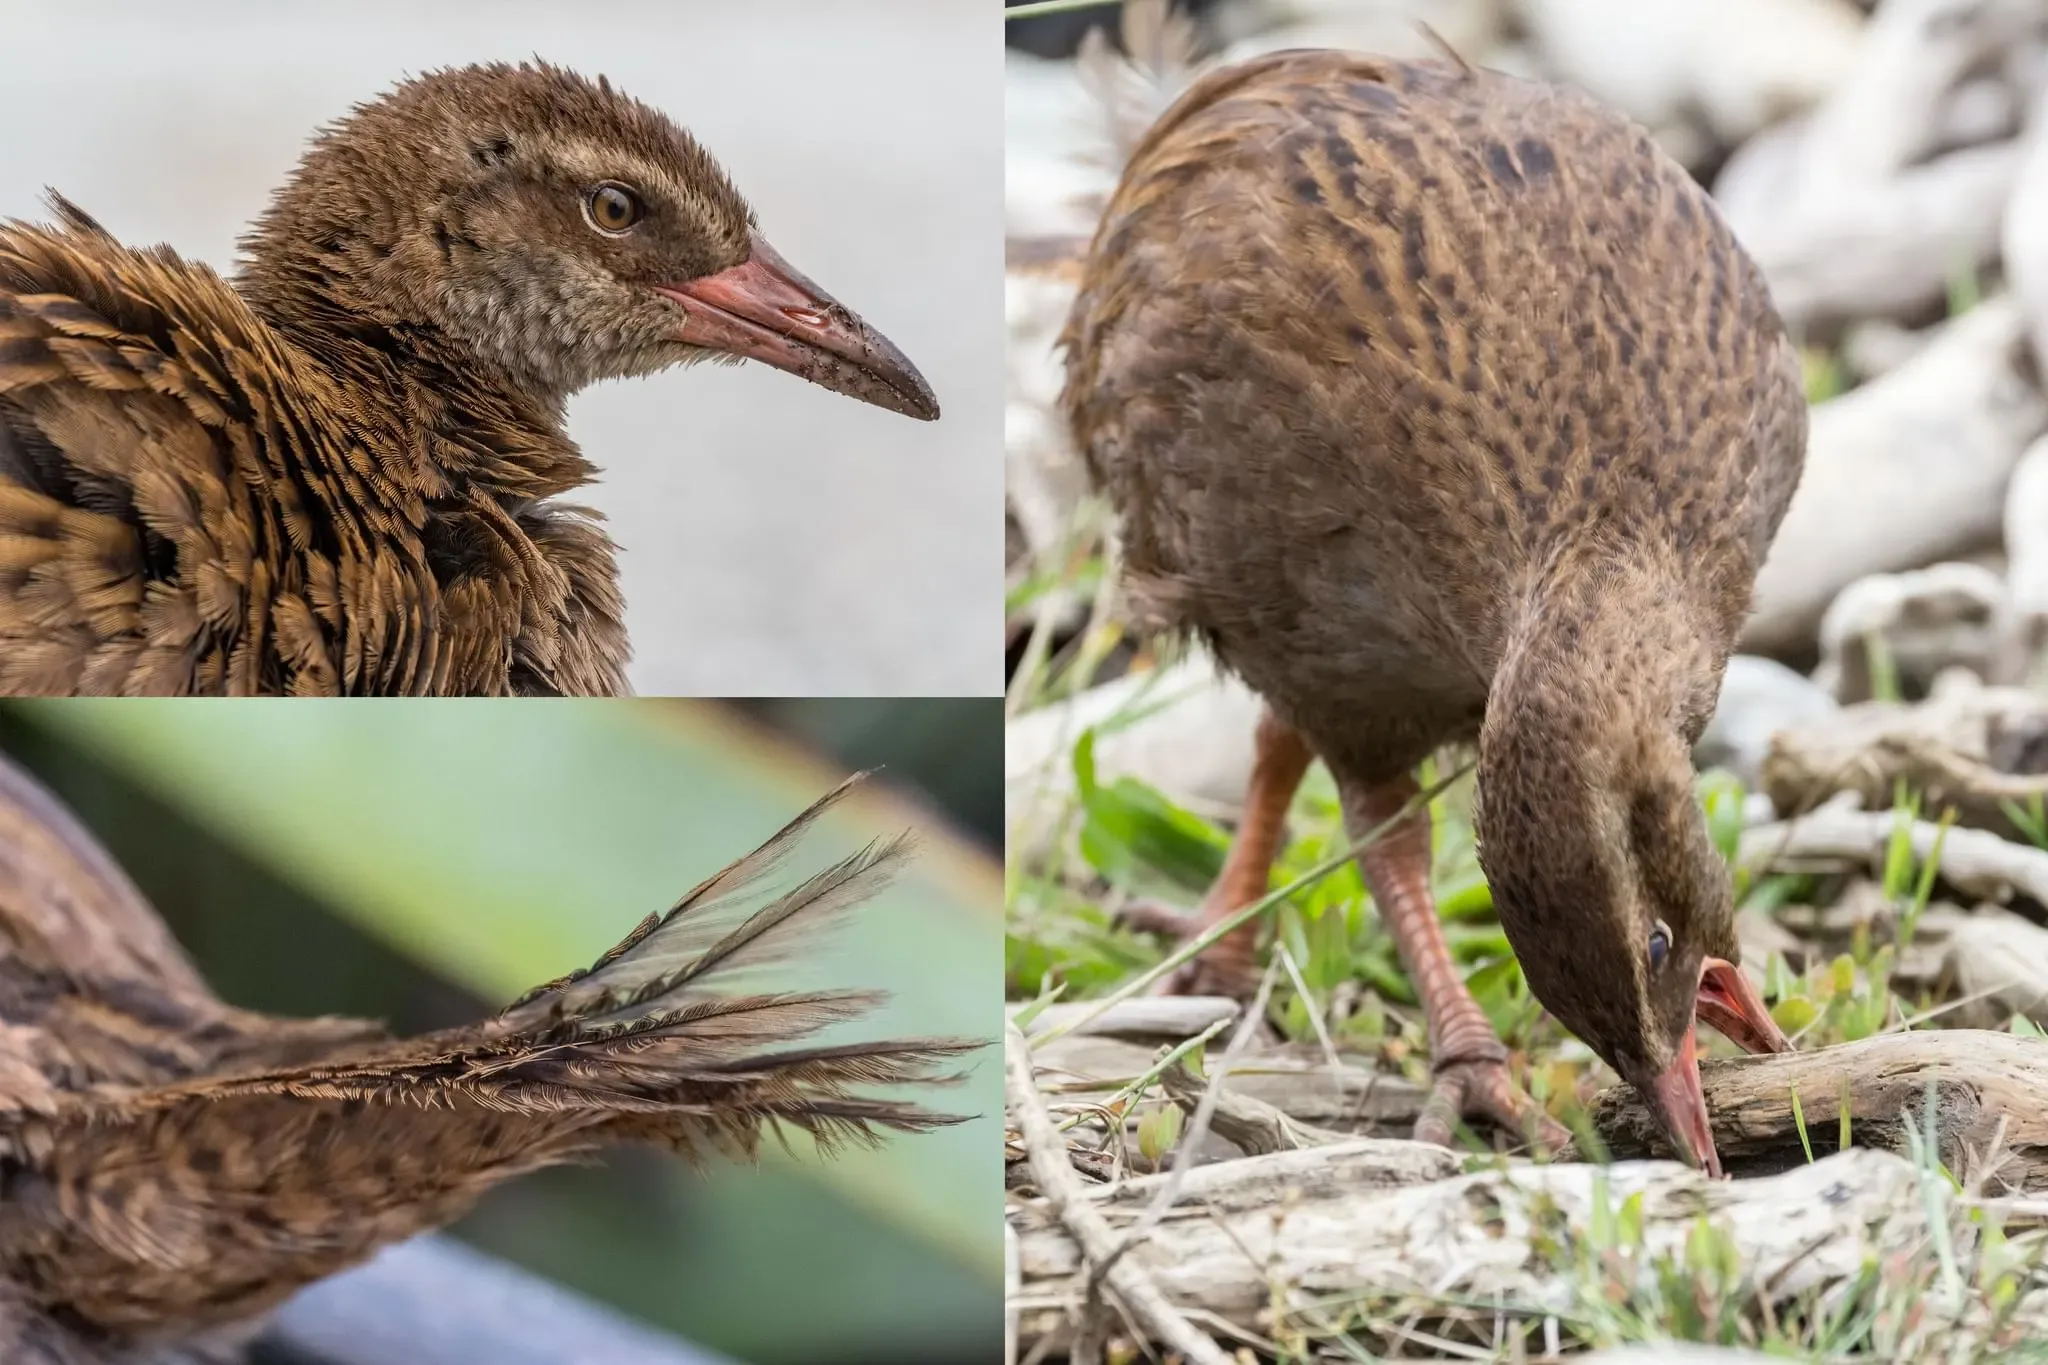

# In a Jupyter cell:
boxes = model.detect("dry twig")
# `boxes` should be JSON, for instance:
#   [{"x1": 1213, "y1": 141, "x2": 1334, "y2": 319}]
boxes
[{"x1": 1003, "y1": 1021, "x2": 1231, "y2": 1365}]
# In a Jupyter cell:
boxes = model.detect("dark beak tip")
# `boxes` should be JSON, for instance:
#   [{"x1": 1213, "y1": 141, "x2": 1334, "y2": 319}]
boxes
[
  {"x1": 1639, "y1": 1031, "x2": 1726, "y2": 1179},
  {"x1": 901, "y1": 382, "x2": 941, "y2": 423}
]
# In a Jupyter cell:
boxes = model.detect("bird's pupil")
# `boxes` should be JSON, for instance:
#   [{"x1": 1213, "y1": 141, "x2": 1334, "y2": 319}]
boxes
[
  {"x1": 1648, "y1": 928, "x2": 1670, "y2": 969},
  {"x1": 590, "y1": 184, "x2": 638, "y2": 232}
]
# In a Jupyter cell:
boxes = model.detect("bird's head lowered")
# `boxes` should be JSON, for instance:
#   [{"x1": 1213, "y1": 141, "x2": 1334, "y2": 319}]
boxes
[
  {"x1": 1476, "y1": 626, "x2": 1790, "y2": 1177},
  {"x1": 236, "y1": 61, "x2": 937, "y2": 419}
]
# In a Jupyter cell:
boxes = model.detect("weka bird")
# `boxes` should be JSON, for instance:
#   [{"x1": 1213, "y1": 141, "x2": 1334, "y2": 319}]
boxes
[
  {"x1": 0, "y1": 759, "x2": 971, "y2": 1363},
  {"x1": 1061, "y1": 51, "x2": 1801, "y2": 1173},
  {"x1": 0, "y1": 61, "x2": 937, "y2": 697}
]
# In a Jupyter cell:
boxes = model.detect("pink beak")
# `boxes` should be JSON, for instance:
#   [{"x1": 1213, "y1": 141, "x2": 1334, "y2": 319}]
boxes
[
  {"x1": 652, "y1": 234, "x2": 938, "y2": 421},
  {"x1": 1696, "y1": 956, "x2": 1793, "y2": 1057},
  {"x1": 1641, "y1": 957, "x2": 1791, "y2": 1178},
  {"x1": 1644, "y1": 1024, "x2": 1721, "y2": 1177}
]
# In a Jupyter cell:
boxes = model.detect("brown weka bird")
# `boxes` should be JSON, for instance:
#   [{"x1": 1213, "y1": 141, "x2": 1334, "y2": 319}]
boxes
[
  {"x1": 1061, "y1": 50, "x2": 1802, "y2": 1173},
  {"x1": 0, "y1": 62, "x2": 937, "y2": 697},
  {"x1": 0, "y1": 760, "x2": 971, "y2": 1363}
]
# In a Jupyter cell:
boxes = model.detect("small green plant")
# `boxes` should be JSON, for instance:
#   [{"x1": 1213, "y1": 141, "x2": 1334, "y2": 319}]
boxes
[
  {"x1": 1999, "y1": 792, "x2": 2048, "y2": 850},
  {"x1": 1802, "y1": 345, "x2": 1848, "y2": 403}
]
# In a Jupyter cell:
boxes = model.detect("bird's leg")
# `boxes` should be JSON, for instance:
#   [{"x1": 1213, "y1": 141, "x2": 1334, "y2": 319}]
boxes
[
  {"x1": 1338, "y1": 772, "x2": 1567, "y2": 1153},
  {"x1": 1117, "y1": 708, "x2": 1312, "y2": 998}
]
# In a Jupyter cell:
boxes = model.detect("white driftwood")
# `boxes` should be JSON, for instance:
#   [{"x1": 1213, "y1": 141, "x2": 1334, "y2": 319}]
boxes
[
  {"x1": 1589, "y1": 1030, "x2": 2048, "y2": 1191},
  {"x1": 1713, "y1": 0, "x2": 2046, "y2": 330},
  {"x1": 1740, "y1": 800, "x2": 2048, "y2": 906},
  {"x1": 1718, "y1": 131, "x2": 2020, "y2": 333},
  {"x1": 2002, "y1": 81, "x2": 2048, "y2": 387},
  {"x1": 1841, "y1": 316, "x2": 1937, "y2": 380},
  {"x1": 1006, "y1": 1023, "x2": 1234, "y2": 1365},
  {"x1": 1157, "y1": 1057, "x2": 1356, "y2": 1155},
  {"x1": 1995, "y1": 434, "x2": 2048, "y2": 686},
  {"x1": 1940, "y1": 908, "x2": 2048, "y2": 1028},
  {"x1": 1515, "y1": 0, "x2": 1861, "y2": 151},
  {"x1": 1218, "y1": 0, "x2": 1509, "y2": 67},
  {"x1": 1812, "y1": 562, "x2": 2006, "y2": 702},
  {"x1": 1696, "y1": 654, "x2": 1838, "y2": 785},
  {"x1": 1746, "y1": 298, "x2": 2048, "y2": 654},
  {"x1": 1011, "y1": 1145, "x2": 1937, "y2": 1352},
  {"x1": 1758, "y1": 673, "x2": 2048, "y2": 836},
  {"x1": 1034, "y1": 1033, "x2": 1429, "y2": 1133},
  {"x1": 1007, "y1": 656, "x2": 1264, "y2": 866},
  {"x1": 1013, "y1": 996, "x2": 1241, "y2": 1041},
  {"x1": 1006, "y1": 265, "x2": 1088, "y2": 564}
]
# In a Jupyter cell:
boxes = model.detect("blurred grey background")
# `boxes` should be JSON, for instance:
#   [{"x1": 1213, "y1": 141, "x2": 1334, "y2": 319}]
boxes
[{"x1": 0, "y1": 1, "x2": 1002, "y2": 697}]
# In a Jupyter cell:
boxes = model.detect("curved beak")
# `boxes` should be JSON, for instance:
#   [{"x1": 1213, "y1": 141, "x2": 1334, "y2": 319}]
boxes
[
  {"x1": 653, "y1": 234, "x2": 939, "y2": 421},
  {"x1": 1696, "y1": 956, "x2": 1792, "y2": 1055},
  {"x1": 1641, "y1": 1025, "x2": 1722, "y2": 1177}
]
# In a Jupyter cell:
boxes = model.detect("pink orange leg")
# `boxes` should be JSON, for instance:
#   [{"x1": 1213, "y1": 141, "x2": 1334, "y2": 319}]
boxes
[
  {"x1": 1339, "y1": 773, "x2": 1566, "y2": 1153},
  {"x1": 1118, "y1": 708, "x2": 1311, "y2": 998}
]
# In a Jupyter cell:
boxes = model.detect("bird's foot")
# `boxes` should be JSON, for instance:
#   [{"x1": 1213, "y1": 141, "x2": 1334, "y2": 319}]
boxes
[
  {"x1": 1414, "y1": 1050, "x2": 1569, "y2": 1156},
  {"x1": 1114, "y1": 896, "x2": 1266, "y2": 999}
]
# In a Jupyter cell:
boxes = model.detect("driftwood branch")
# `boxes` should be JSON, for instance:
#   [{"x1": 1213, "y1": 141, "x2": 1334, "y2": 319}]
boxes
[
  {"x1": 1158, "y1": 1058, "x2": 1353, "y2": 1156},
  {"x1": 1033, "y1": 1033, "x2": 1429, "y2": 1135},
  {"x1": 1746, "y1": 298, "x2": 2048, "y2": 654},
  {"x1": 1812, "y1": 563, "x2": 2006, "y2": 703},
  {"x1": 1004, "y1": 1022, "x2": 1232, "y2": 1365},
  {"x1": 1588, "y1": 1030, "x2": 2048, "y2": 1192},
  {"x1": 1739, "y1": 800, "x2": 2048, "y2": 906},
  {"x1": 1996, "y1": 434, "x2": 2048, "y2": 686},
  {"x1": 1012, "y1": 1143, "x2": 1947, "y2": 1353},
  {"x1": 1760, "y1": 677, "x2": 2048, "y2": 837},
  {"x1": 1012, "y1": 995, "x2": 1240, "y2": 1043},
  {"x1": 1934, "y1": 907, "x2": 2048, "y2": 1027},
  {"x1": 1714, "y1": 0, "x2": 2048, "y2": 331}
]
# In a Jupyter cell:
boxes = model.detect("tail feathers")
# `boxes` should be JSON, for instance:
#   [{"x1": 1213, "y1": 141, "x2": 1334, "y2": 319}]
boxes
[
  {"x1": 615, "y1": 1036, "x2": 979, "y2": 1161},
  {"x1": 54, "y1": 775, "x2": 978, "y2": 1149},
  {"x1": 503, "y1": 772, "x2": 898, "y2": 1031},
  {"x1": 9, "y1": 781, "x2": 981, "y2": 1335}
]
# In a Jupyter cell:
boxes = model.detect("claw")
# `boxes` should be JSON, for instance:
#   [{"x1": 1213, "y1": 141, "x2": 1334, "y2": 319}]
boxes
[
  {"x1": 1413, "y1": 1057, "x2": 1564, "y2": 1155},
  {"x1": 1114, "y1": 896, "x2": 1267, "y2": 999}
]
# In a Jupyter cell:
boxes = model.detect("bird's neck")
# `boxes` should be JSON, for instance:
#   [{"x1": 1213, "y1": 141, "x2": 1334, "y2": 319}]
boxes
[
  {"x1": 245, "y1": 286, "x2": 596, "y2": 509},
  {"x1": 1474, "y1": 554, "x2": 1722, "y2": 953}
]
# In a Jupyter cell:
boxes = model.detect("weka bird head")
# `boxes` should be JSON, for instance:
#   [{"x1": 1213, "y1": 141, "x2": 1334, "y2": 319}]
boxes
[
  {"x1": 1476, "y1": 616, "x2": 1791, "y2": 1177},
  {"x1": 236, "y1": 61, "x2": 937, "y2": 418}
]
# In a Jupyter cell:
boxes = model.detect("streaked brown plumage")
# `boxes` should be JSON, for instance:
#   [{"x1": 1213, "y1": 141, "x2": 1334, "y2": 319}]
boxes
[
  {"x1": 0, "y1": 62, "x2": 937, "y2": 698},
  {"x1": 0, "y1": 759, "x2": 971, "y2": 1363},
  {"x1": 1062, "y1": 51, "x2": 1803, "y2": 1171}
]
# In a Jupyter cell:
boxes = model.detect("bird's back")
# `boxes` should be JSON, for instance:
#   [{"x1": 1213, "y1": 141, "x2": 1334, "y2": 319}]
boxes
[
  {"x1": 1062, "y1": 51, "x2": 1805, "y2": 751},
  {"x1": 0, "y1": 208, "x2": 630, "y2": 698}
]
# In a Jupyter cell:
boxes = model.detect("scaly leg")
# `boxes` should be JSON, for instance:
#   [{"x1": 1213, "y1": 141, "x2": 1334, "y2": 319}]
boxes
[
  {"x1": 1117, "y1": 708, "x2": 1311, "y2": 998},
  {"x1": 1339, "y1": 772, "x2": 1566, "y2": 1153}
]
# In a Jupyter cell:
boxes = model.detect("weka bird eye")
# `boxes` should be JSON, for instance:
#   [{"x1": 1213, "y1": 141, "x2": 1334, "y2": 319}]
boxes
[
  {"x1": 584, "y1": 182, "x2": 643, "y2": 235},
  {"x1": 1648, "y1": 921, "x2": 1672, "y2": 971}
]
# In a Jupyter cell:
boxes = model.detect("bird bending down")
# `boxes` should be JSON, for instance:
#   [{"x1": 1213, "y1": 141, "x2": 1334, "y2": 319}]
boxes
[
  {"x1": 0, "y1": 758, "x2": 972, "y2": 1363},
  {"x1": 1062, "y1": 51, "x2": 1801, "y2": 1172},
  {"x1": 0, "y1": 62, "x2": 938, "y2": 697}
]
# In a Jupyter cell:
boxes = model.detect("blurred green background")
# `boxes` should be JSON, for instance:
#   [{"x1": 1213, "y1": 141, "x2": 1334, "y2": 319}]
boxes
[{"x1": 0, "y1": 699, "x2": 1001, "y2": 1365}]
